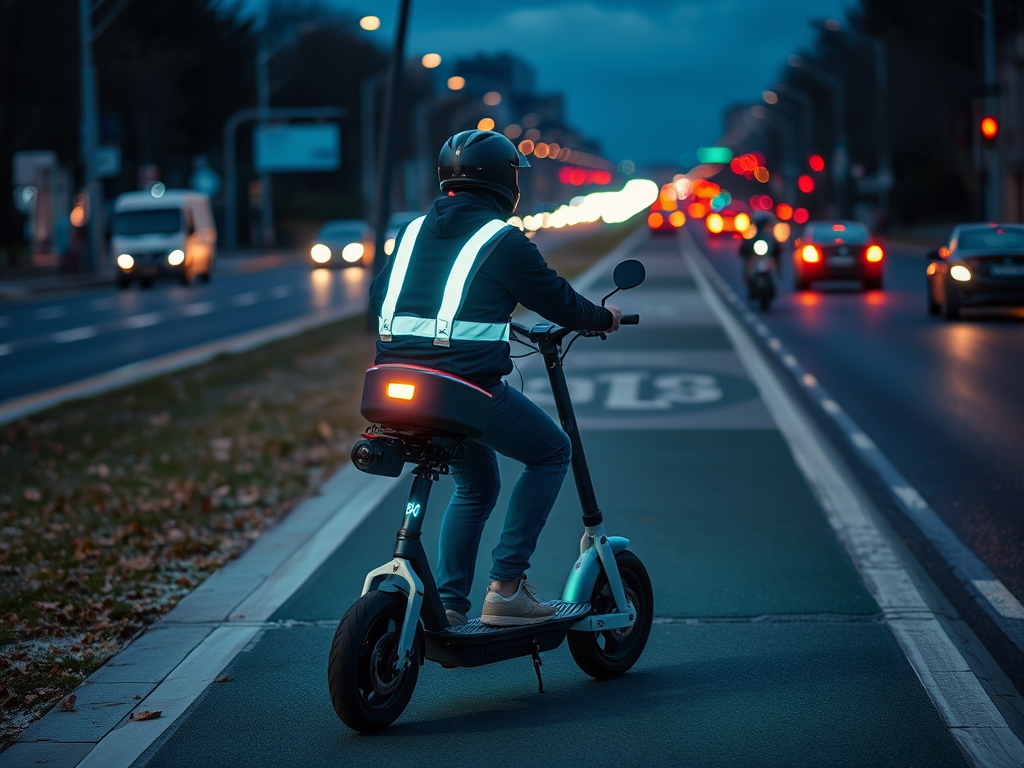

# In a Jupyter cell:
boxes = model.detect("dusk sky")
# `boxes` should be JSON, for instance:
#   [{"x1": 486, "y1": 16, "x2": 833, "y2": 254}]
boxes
[{"x1": 247, "y1": 1, "x2": 852, "y2": 165}]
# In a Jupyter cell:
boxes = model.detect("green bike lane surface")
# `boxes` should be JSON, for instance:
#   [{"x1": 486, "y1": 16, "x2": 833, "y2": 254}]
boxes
[{"x1": 136, "y1": 237, "x2": 964, "y2": 767}]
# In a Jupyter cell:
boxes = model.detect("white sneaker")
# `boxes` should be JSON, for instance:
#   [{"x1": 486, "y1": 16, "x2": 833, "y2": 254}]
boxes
[{"x1": 480, "y1": 578, "x2": 556, "y2": 627}]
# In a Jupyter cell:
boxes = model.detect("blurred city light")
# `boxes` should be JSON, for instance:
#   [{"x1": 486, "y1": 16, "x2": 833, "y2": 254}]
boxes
[
  {"x1": 311, "y1": 243, "x2": 331, "y2": 263},
  {"x1": 516, "y1": 178, "x2": 658, "y2": 230},
  {"x1": 754, "y1": 166, "x2": 770, "y2": 183},
  {"x1": 866, "y1": 245, "x2": 884, "y2": 262},
  {"x1": 688, "y1": 201, "x2": 708, "y2": 218},
  {"x1": 706, "y1": 213, "x2": 724, "y2": 233},
  {"x1": 793, "y1": 207, "x2": 810, "y2": 224},
  {"x1": 734, "y1": 212, "x2": 751, "y2": 232},
  {"x1": 696, "y1": 147, "x2": 733, "y2": 164},
  {"x1": 533, "y1": 142, "x2": 550, "y2": 158},
  {"x1": 798, "y1": 175, "x2": 815, "y2": 193},
  {"x1": 762, "y1": 90, "x2": 779, "y2": 105},
  {"x1": 447, "y1": 76, "x2": 465, "y2": 91},
  {"x1": 980, "y1": 116, "x2": 999, "y2": 140},
  {"x1": 809, "y1": 155, "x2": 826, "y2": 172},
  {"x1": 504, "y1": 124, "x2": 522, "y2": 139},
  {"x1": 421, "y1": 53, "x2": 442, "y2": 69},
  {"x1": 483, "y1": 91, "x2": 502, "y2": 106},
  {"x1": 359, "y1": 15, "x2": 381, "y2": 30},
  {"x1": 518, "y1": 139, "x2": 535, "y2": 155},
  {"x1": 669, "y1": 210, "x2": 686, "y2": 227},
  {"x1": 950, "y1": 265, "x2": 972, "y2": 281},
  {"x1": 773, "y1": 222, "x2": 791, "y2": 242},
  {"x1": 776, "y1": 203, "x2": 794, "y2": 220},
  {"x1": 648, "y1": 211, "x2": 664, "y2": 228},
  {"x1": 619, "y1": 159, "x2": 636, "y2": 175},
  {"x1": 167, "y1": 249, "x2": 185, "y2": 266},
  {"x1": 801, "y1": 244, "x2": 821, "y2": 262},
  {"x1": 117, "y1": 254, "x2": 134, "y2": 269},
  {"x1": 150, "y1": 182, "x2": 166, "y2": 198},
  {"x1": 342, "y1": 243, "x2": 365, "y2": 262},
  {"x1": 477, "y1": 117, "x2": 495, "y2": 131}
]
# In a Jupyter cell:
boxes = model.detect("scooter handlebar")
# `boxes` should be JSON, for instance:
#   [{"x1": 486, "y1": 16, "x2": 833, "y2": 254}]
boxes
[{"x1": 620, "y1": 314, "x2": 640, "y2": 325}]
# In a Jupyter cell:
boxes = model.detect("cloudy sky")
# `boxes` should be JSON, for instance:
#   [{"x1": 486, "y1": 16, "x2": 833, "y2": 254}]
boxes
[{"x1": 255, "y1": 1, "x2": 852, "y2": 165}]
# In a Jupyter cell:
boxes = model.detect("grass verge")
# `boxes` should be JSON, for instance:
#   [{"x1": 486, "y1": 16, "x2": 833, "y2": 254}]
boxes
[{"x1": 0, "y1": 316, "x2": 376, "y2": 748}]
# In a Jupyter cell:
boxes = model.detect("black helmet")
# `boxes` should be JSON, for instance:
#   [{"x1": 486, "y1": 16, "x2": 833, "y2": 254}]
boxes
[{"x1": 438, "y1": 130, "x2": 530, "y2": 211}]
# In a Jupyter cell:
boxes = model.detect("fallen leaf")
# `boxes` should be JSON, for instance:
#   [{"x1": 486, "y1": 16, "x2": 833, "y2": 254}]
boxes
[
  {"x1": 23, "y1": 693, "x2": 38, "y2": 705},
  {"x1": 213, "y1": 674, "x2": 231, "y2": 683},
  {"x1": 60, "y1": 694, "x2": 76, "y2": 712},
  {"x1": 23, "y1": 488, "x2": 41, "y2": 502},
  {"x1": 317, "y1": 421, "x2": 333, "y2": 440},
  {"x1": 130, "y1": 709, "x2": 161, "y2": 721}
]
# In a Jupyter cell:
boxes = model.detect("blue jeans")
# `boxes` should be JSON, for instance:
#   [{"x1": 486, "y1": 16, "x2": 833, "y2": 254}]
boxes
[{"x1": 437, "y1": 381, "x2": 572, "y2": 615}]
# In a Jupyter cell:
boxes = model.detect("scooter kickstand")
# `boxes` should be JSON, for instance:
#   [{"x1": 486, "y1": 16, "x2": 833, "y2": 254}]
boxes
[{"x1": 530, "y1": 640, "x2": 544, "y2": 694}]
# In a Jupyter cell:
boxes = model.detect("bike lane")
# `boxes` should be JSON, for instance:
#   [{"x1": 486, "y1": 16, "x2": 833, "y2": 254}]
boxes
[{"x1": 22, "y1": 232, "x2": 1009, "y2": 767}]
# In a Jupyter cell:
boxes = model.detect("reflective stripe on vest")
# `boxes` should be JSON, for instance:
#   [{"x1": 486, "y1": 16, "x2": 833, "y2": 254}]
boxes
[{"x1": 378, "y1": 217, "x2": 511, "y2": 346}]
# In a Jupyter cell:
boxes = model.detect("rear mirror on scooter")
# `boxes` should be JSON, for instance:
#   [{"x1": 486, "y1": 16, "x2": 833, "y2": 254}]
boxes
[{"x1": 613, "y1": 259, "x2": 646, "y2": 290}]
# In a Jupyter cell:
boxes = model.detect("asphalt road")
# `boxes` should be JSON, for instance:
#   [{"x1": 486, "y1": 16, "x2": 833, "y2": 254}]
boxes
[
  {"x1": 0, "y1": 260, "x2": 371, "y2": 403},
  {"x1": 693, "y1": 228, "x2": 1024, "y2": 604}
]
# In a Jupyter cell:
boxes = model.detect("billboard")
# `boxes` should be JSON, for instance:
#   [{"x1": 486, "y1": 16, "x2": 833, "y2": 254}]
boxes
[{"x1": 254, "y1": 124, "x2": 340, "y2": 172}]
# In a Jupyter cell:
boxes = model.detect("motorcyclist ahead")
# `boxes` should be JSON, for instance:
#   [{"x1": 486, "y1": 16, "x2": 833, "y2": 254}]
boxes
[
  {"x1": 739, "y1": 212, "x2": 781, "y2": 296},
  {"x1": 368, "y1": 130, "x2": 621, "y2": 627}
]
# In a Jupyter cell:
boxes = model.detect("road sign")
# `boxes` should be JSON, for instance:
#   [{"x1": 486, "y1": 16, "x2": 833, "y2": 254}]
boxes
[{"x1": 254, "y1": 124, "x2": 340, "y2": 173}]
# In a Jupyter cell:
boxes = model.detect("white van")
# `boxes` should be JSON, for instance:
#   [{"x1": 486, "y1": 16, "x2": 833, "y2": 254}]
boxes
[{"x1": 112, "y1": 190, "x2": 216, "y2": 288}]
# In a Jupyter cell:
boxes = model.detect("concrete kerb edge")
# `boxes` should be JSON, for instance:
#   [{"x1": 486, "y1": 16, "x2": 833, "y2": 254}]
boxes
[
  {"x1": 7, "y1": 223, "x2": 643, "y2": 768},
  {"x1": 681, "y1": 230, "x2": 1024, "y2": 767}
]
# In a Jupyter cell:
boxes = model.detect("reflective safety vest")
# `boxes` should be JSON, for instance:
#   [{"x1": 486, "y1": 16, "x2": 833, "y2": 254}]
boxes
[{"x1": 378, "y1": 216, "x2": 512, "y2": 347}]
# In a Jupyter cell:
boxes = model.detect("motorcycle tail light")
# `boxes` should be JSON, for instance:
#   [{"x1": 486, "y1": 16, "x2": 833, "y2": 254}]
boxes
[
  {"x1": 386, "y1": 382, "x2": 415, "y2": 400},
  {"x1": 866, "y1": 245, "x2": 884, "y2": 262},
  {"x1": 669, "y1": 211, "x2": 685, "y2": 227},
  {"x1": 801, "y1": 245, "x2": 821, "y2": 263},
  {"x1": 647, "y1": 212, "x2": 664, "y2": 228}
]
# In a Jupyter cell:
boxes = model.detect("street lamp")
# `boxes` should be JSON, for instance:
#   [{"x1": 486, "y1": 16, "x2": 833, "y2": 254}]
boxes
[
  {"x1": 813, "y1": 18, "x2": 891, "y2": 221},
  {"x1": 256, "y1": 14, "x2": 380, "y2": 250},
  {"x1": 789, "y1": 55, "x2": 848, "y2": 217},
  {"x1": 752, "y1": 102, "x2": 797, "y2": 203},
  {"x1": 773, "y1": 84, "x2": 814, "y2": 173}
]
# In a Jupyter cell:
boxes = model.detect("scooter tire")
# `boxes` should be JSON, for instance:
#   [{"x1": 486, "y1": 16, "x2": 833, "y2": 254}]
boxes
[
  {"x1": 568, "y1": 549, "x2": 653, "y2": 680},
  {"x1": 327, "y1": 590, "x2": 420, "y2": 734},
  {"x1": 759, "y1": 292, "x2": 771, "y2": 312}
]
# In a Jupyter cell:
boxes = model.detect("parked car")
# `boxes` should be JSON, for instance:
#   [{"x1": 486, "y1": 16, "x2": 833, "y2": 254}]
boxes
[
  {"x1": 310, "y1": 220, "x2": 373, "y2": 268},
  {"x1": 647, "y1": 203, "x2": 685, "y2": 235},
  {"x1": 926, "y1": 223, "x2": 1024, "y2": 320},
  {"x1": 792, "y1": 220, "x2": 884, "y2": 291},
  {"x1": 112, "y1": 190, "x2": 216, "y2": 288}
]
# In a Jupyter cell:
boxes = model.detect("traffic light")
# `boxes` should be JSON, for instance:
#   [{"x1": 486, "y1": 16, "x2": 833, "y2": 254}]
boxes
[{"x1": 980, "y1": 116, "x2": 998, "y2": 147}]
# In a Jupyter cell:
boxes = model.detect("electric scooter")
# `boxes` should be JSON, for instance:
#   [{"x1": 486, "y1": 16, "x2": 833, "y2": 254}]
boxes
[
  {"x1": 745, "y1": 237, "x2": 779, "y2": 312},
  {"x1": 328, "y1": 259, "x2": 653, "y2": 734}
]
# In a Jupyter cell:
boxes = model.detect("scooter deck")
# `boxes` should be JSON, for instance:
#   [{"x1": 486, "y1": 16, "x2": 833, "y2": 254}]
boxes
[{"x1": 424, "y1": 601, "x2": 591, "y2": 668}]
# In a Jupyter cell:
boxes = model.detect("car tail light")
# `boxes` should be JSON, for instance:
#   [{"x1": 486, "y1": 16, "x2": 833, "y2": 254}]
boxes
[
  {"x1": 801, "y1": 244, "x2": 821, "y2": 263},
  {"x1": 865, "y1": 245, "x2": 884, "y2": 262},
  {"x1": 647, "y1": 212, "x2": 664, "y2": 228},
  {"x1": 669, "y1": 211, "x2": 685, "y2": 227},
  {"x1": 386, "y1": 382, "x2": 415, "y2": 400},
  {"x1": 706, "y1": 213, "x2": 724, "y2": 234}
]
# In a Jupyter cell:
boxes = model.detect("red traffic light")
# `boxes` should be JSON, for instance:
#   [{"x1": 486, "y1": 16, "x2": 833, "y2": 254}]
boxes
[
  {"x1": 980, "y1": 116, "x2": 999, "y2": 140},
  {"x1": 809, "y1": 155, "x2": 825, "y2": 172},
  {"x1": 797, "y1": 175, "x2": 815, "y2": 194}
]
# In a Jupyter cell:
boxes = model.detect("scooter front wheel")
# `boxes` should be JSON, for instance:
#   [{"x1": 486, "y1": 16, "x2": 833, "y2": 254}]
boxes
[
  {"x1": 327, "y1": 590, "x2": 420, "y2": 733},
  {"x1": 568, "y1": 549, "x2": 653, "y2": 680}
]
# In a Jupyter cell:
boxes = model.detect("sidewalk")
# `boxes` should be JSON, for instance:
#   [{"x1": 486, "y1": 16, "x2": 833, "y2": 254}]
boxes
[{"x1": 4, "y1": 231, "x2": 1020, "y2": 767}]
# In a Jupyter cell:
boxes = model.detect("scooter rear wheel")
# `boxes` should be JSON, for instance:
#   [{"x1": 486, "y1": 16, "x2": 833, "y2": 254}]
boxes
[
  {"x1": 568, "y1": 550, "x2": 653, "y2": 680},
  {"x1": 327, "y1": 590, "x2": 420, "y2": 733}
]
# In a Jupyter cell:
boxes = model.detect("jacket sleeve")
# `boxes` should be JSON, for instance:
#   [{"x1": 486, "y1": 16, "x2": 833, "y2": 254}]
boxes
[{"x1": 482, "y1": 230, "x2": 613, "y2": 331}]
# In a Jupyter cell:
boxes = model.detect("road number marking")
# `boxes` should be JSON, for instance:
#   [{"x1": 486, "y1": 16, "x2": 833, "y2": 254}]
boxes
[{"x1": 526, "y1": 370, "x2": 723, "y2": 411}]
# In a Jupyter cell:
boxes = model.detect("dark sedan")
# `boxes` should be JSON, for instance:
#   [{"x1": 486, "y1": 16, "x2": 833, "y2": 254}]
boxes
[
  {"x1": 792, "y1": 220, "x2": 884, "y2": 291},
  {"x1": 926, "y1": 223, "x2": 1024, "y2": 320}
]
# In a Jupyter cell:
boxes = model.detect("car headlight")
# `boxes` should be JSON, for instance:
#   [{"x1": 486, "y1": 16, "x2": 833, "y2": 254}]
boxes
[
  {"x1": 117, "y1": 253, "x2": 134, "y2": 270},
  {"x1": 341, "y1": 242, "x2": 365, "y2": 263},
  {"x1": 167, "y1": 249, "x2": 185, "y2": 266},
  {"x1": 384, "y1": 238, "x2": 396, "y2": 256},
  {"x1": 311, "y1": 243, "x2": 332, "y2": 263},
  {"x1": 950, "y1": 264, "x2": 972, "y2": 282}
]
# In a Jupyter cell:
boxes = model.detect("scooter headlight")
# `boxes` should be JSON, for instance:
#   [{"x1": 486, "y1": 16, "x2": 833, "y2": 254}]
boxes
[
  {"x1": 117, "y1": 253, "x2": 134, "y2": 270},
  {"x1": 753, "y1": 239, "x2": 769, "y2": 256}
]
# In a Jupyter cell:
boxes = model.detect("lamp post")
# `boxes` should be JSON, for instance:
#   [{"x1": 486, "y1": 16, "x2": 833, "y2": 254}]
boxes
[
  {"x1": 773, "y1": 84, "x2": 814, "y2": 170},
  {"x1": 981, "y1": 0, "x2": 1000, "y2": 220},
  {"x1": 752, "y1": 104, "x2": 798, "y2": 203},
  {"x1": 789, "y1": 56, "x2": 847, "y2": 217},
  {"x1": 814, "y1": 19, "x2": 891, "y2": 221}
]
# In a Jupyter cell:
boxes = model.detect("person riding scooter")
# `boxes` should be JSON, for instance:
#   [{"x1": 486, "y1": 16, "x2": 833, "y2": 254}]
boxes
[
  {"x1": 368, "y1": 129, "x2": 621, "y2": 628},
  {"x1": 739, "y1": 212, "x2": 781, "y2": 297}
]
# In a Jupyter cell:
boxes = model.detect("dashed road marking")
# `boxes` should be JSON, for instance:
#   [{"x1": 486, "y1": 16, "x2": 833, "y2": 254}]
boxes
[
  {"x1": 849, "y1": 432, "x2": 877, "y2": 451},
  {"x1": 35, "y1": 306, "x2": 67, "y2": 320},
  {"x1": 892, "y1": 486, "x2": 928, "y2": 510},
  {"x1": 181, "y1": 301, "x2": 214, "y2": 317},
  {"x1": 270, "y1": 285, "x2": 291, "y2": 299},
  {"x1": 973, "y1": 580, "x2": 1024, "y2": 620},
  {"x1": 821, "y1": 399, "x2": 842, "y2": 415},
  {"x1": 124, "y1": 312, "x2": 161, "y2": 329},
  {"x1": 0, "y1": 343, "x2": 11, "y2": 356},
  {"x1": 800, "y1": 373, "x2": 817, "y2": 387},
  {"x1": 53, "y1": 326, "x2": 98, "y2": 343},
  {"x1": 89, "y1": 298, "x2": 115, "y2": 311},
  {"x1": 0, "y1": 316, "x2": 10, "y2": 329},
  {"x1": 232, "y1": 292, "x2": 259, "y2": 306}
]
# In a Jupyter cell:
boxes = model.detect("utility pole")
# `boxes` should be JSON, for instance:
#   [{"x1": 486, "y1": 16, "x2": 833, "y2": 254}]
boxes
[
  {"x1": 982, "y1": 0, "x2": 1000, "y2": 220},
  {"x1": 791, "y1": 58, "x2": 848, "y2": 217},
  {"x1": 78, "y1": 0, "x2": 103, "y2": 274},
  {"x1": 368, "y1": 0, "x2": 412, "y2": 329},
  {"x1": 256, "y1": 10, "x2": 276, "y2": 250}
]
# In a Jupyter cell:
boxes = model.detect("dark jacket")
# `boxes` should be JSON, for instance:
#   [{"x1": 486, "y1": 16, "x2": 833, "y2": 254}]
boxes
[{"x1": 369, "y1": 191, "x2": 612, "y2": 388}]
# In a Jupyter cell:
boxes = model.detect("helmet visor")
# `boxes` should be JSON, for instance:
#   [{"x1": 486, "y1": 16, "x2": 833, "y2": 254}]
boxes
[{"x1": 516, "y1": 150, "x2": 531, "y2": 169}]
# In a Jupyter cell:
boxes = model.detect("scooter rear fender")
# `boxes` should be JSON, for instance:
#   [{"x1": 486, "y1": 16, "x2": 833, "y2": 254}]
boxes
[{"x1": 561, "y1": 535, "x2": 630, "y2": 604}]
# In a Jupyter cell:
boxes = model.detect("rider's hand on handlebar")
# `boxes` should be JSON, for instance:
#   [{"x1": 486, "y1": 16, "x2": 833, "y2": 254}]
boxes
[{"x1": 604, "y1": 305, "x2": 622, "y2": 333}]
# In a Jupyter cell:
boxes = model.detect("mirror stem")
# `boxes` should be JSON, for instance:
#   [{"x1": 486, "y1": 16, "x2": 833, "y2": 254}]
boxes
[{"x1": 601, "y1": 287, "x2": 620, "y2": 307}]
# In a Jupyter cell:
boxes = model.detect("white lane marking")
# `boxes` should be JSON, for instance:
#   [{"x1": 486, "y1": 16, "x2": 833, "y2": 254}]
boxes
[
  {"x1": 782, "y1": 354, "x2": 798, "y2": 368},
  {"x1": 74, "y1": 468, "x2": 402, "y2": 768},
  {"x1": 684, "y1": 238, "x2": 1024, "y2": 767},
  {"x1": 232, "y1": 291, "x2": 259, "y2": 306},
  {"x1": 0, "y1": 343, "x2": 12, "y2": 356},
  {"x1": 181, "y1": 301, "x2": 214, "y2": 317},
  {"x1": 0, "y1": 316, "x2": 10, "y2": 329},
  {"x1": 892, "y1": 486, "x2": 928, "y2": 510},
  {"x1": 768, "y1": 338, "x2": 782, "y2": 351},
  {"x1": 53, "y1": 326, "x2": 98, "y2": 343},
  {"x1": 973, "y1": 580, "x2": 1024, "y2": 620},
  {"x1": 89, "y1": 298, "x2": 115, "y2": 311},
  {"x1": 800, "y1": 373, "x2": 817, "y2": 387},
  {"x1": 270, "y1": 285, "x2": 291, "y2": 299},
  {"x1": 124, "y1": 312, "x2": 161, "y2": 329},
  {"x1": 35, "y1": 306, "x2": 66, "y2": 320},
  {"x1": 821, "y1": 399, "x2": 842, "y2": 415},
  {"x1": 849, "y1": 432, "x2": 877, "y2": 451}
]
